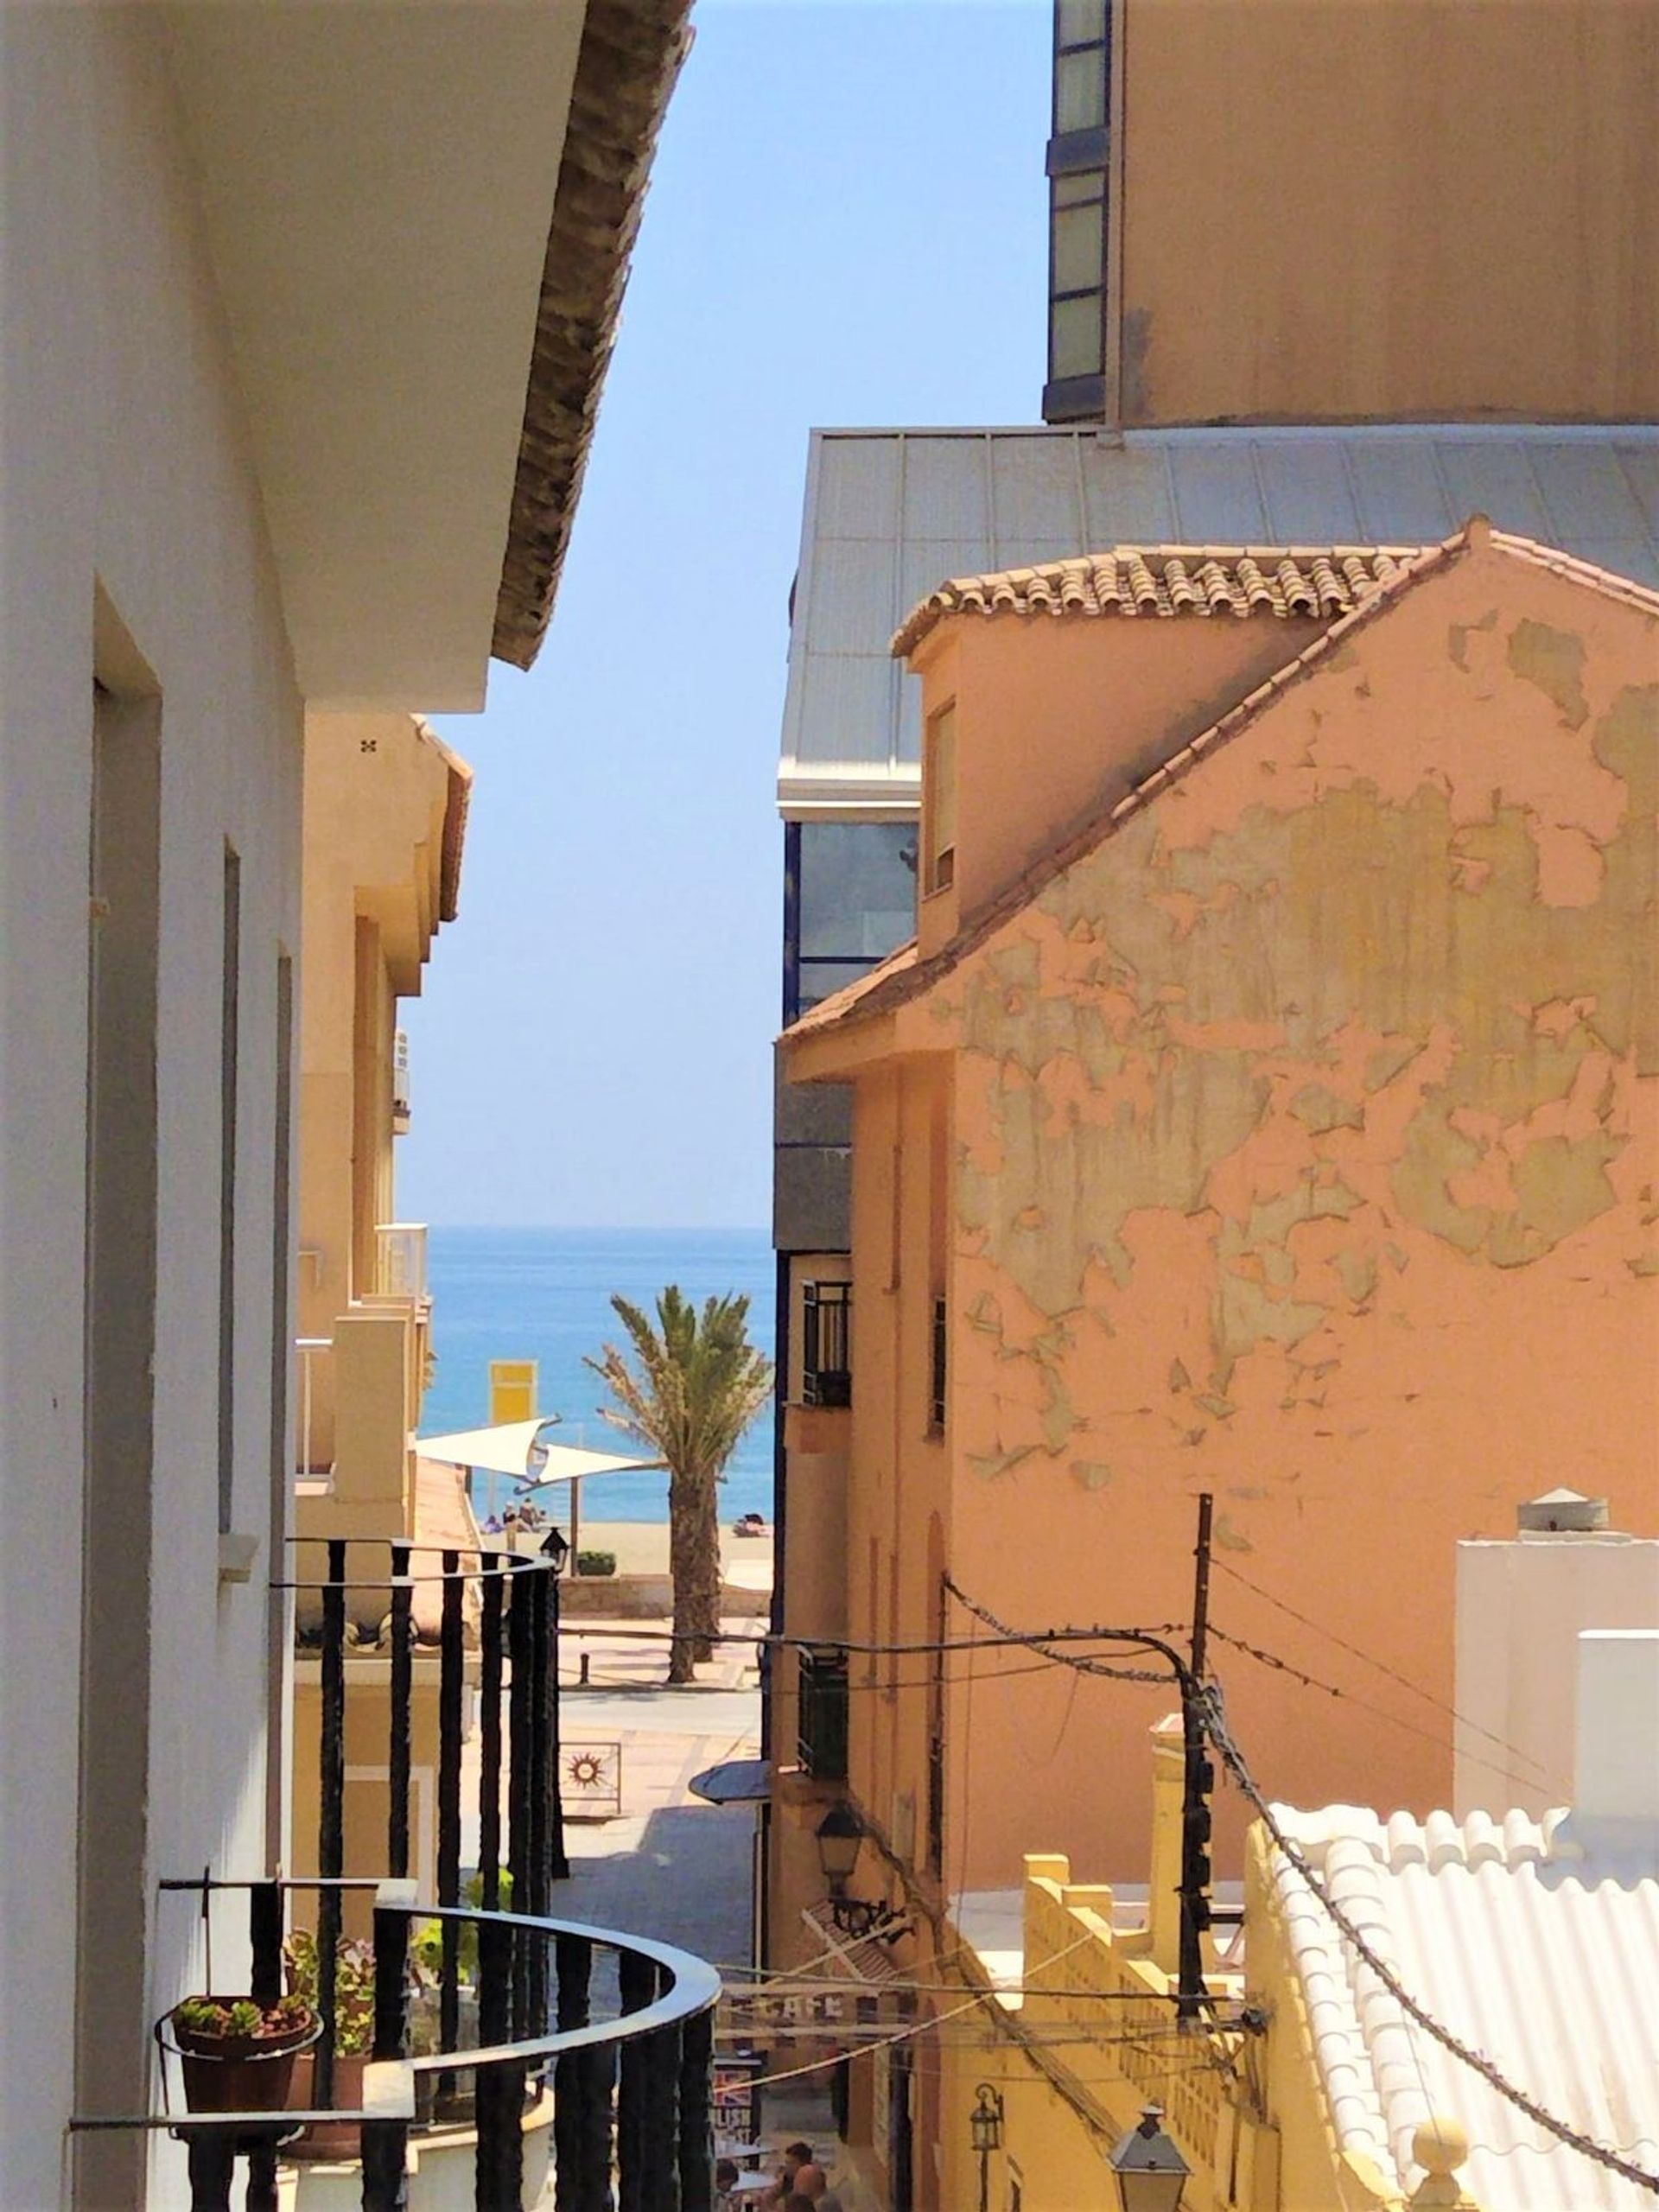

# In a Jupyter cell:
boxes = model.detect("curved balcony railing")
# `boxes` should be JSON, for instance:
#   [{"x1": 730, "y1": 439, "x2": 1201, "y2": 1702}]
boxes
[
  {"x1": 73, "y1": 1872, "x2": 720, "y2": 2211},
  {"x1": 71, "y1": 1535, "x2": 722, "y2": 2209}
]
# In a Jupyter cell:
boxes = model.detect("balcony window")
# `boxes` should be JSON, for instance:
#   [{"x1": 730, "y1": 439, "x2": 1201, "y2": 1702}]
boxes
[
  {"x1": 801, "y1": 1280, "x2": 852, "y2": 1408},
  {"x1": 798, "y1": 1644, "x2": 850, "y2": 1781}
]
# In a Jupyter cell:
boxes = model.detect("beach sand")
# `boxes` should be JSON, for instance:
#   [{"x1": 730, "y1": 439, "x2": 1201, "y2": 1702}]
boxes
[{"x1": 575, "y1": 1519, "x2": 773, "y2": 1592}]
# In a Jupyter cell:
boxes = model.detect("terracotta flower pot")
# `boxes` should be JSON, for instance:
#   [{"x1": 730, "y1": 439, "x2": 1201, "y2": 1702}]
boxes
[
  {"x1": 288, "y1": 2050, "x2": 367, "y2": 2160},
  {"x1": 171, "y1": 1999, "x2": 321, "y2": 2116}
]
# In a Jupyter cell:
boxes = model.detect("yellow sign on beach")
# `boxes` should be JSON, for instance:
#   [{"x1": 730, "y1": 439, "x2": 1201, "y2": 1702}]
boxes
[{"x1": 489, "y1": 1359, "x2": 538, "y2": 1425}]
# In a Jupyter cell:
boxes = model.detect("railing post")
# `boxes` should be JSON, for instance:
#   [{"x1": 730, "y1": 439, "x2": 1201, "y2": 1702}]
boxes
[
  {"x1": 186, "y1": 2134, "x2": 237, "y2": 2212},
  {"x1": 247, "y1": 1882, "x2": 285, "y2": 2212},
  {"x1": 677, "y1": 2006, "x2": 714, "y2": 2212},
  {"x1": 362, "y1": 1879, "x2": 415, "y2": 2212},
  {"x1": 527, "y1": 1563, "x2": 550, "y2": 2036},
  {"x1": 475, "y1": 2058, "x2": 526, "y2": 2211},
  {"x1": 554, "y1": 1934, "x2": 592, "y2": 2212},
  {"x1": 576, "y1": 2043, "x2": 618, "y2": 2212},
  {"x1": 317, "y1": 1535, "x2": 347, "y2": 2108},
  {"x1": 616, "y1": 1949, "x2": 656, "y2": 2212},
  {"x1": 388, "y1": 1541, "x2": 412, "y2": 1880},
  {"x1": 642, "y1": 2011, "x2": 683, "y2": 2212},
  {"x1": 479, "y1": 1554, "x2": 505, "y2": 1910},
  {"x1": 507, "y1": 1561, "x2": 532, "y2": 2037},
  {"x1": 437, "y1": 1548, "x2": 464, "y2": 2109},
  {"x1": 544, "y1": 1541, "x2": 569, "y2": 1882}
]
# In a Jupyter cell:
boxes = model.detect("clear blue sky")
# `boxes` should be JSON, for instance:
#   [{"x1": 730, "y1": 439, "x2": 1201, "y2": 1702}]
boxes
[{"x1": 403, "y1": 1, "x2": 1049, "y2": 1230}]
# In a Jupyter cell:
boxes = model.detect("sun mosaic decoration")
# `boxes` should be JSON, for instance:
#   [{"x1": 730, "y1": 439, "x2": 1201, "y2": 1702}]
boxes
[{"x1": 562, "y1": 1740, "x2": 623, "y2": 1820}]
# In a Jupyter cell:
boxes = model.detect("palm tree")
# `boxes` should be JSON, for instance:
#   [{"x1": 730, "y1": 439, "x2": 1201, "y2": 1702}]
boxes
[{"x1": 585, "y1": 1287, "x2": 773, "y2": 1684}]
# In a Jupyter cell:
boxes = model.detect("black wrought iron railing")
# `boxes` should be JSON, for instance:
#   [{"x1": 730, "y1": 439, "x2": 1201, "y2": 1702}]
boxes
[
  {"x1": 797, "y1": 1645, "x2": 849, "y2": 1782},
  {"x1": 74, "y1": 1873, "x2": 719, "y2": 2211},
  {"x1": 71, "y1": 1536, "x2": 723, "y2": 2209},
  {"x1": 800, "y1": 1281, "x2": 851, "y2": 1409}
]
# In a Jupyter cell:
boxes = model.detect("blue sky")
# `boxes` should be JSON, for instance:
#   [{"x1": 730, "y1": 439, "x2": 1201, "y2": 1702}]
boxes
[{"x1": 404, "y1": 1, "x2": 1050, "y2": 1230}]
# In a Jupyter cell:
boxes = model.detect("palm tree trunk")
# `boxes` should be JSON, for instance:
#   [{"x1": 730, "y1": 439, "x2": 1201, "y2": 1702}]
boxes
[
  {"x1": 685, "y1": 1468, "x2": 722, "y2": 1665},
  {"x1": 667, "y1": 1470, "x2": 700, "y2": 1684}
]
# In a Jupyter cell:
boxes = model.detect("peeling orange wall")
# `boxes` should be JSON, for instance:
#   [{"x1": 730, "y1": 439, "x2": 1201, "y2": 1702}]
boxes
[
  {"x1": 919, "y1": 612, "x2": 1330, "y2": 927},
  {"x1": 837, "y1": 547, "x2": 1659, "y2": 1888}
]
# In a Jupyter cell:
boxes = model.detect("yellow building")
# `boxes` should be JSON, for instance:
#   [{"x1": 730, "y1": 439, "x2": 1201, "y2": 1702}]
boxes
[{"x1": 290, "y1": 709, "x2": 477, "y2": 1910}]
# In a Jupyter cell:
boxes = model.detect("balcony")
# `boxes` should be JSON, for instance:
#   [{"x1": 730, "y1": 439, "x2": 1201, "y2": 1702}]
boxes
[
  {"x1": 800, "y1": 1281, "x2": 851, "y2": 1410},
  {"x1": 72, "y1": 1541, "x2": 721, "y2": 2209},
  {"x1": 372, "y1": 1221, "x2": 429, "y2": 1304}
]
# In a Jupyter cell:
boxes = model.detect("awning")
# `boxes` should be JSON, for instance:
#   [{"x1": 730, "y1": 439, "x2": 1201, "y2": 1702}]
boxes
[
  {"x1": 416, "y1": 1417, "x2": 664, "y2": 1486},
  {"x1": 689, "y1": 1758, "x2": 771, "y2": 1806}
]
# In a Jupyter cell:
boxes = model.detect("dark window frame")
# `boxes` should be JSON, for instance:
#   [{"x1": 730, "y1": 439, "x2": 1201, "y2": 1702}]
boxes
[{"x1": 801, "y1": 1279, "x2": 852, "y2": 1409}]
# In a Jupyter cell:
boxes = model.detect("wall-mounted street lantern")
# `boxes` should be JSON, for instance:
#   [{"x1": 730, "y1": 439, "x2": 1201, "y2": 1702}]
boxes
[
  {"x1": 814, "y1": 1801, "x2": 887, "y2": 1938},
  {"x1": 1109, "y1": 2107, "x2": 1189, "y2": 2212},
  {"x1": 970, "y1": 2083, "x2": 1005, "y2": 2212}
]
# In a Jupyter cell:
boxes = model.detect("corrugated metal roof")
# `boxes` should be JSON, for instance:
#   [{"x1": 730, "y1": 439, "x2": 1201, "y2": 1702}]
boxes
[
  {"x1": 1272, "y1": 1802, "x2": 1659, "y2": 2212},
  {"x1": 779, "y1": 426, "x2": 1659, "y2": 797}
]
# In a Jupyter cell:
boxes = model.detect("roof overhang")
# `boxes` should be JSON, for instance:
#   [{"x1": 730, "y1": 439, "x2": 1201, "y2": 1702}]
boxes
[{"x1": 159, "y1": 1, "x2": 688, "y2": 710}]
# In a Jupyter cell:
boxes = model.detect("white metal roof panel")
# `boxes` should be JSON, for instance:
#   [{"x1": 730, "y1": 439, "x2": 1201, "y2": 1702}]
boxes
[{"x1": 779, "y1": 425, "x2": 1659, "y2": 791}]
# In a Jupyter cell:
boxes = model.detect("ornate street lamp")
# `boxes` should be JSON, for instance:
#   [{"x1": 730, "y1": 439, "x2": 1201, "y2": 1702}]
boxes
[
  {"x1": 813, "y1": 1802, "x2": 887, "y2": 1938},
  {"x1": 970, "y1": 2083, "x2": 1005, "y2": 2212},
  {"x1": 1109, "y1": 2107, "x2": 1189, "y2": 2212}
]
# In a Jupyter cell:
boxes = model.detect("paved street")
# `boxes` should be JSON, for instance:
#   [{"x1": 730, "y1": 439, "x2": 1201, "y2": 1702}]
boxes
[{"x1": 461, "y1": 1618, "x2": 764, "y2": 1972}]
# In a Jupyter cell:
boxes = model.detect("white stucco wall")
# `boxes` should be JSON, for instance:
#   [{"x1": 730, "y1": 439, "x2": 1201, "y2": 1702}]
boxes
[
  {"x1": 1454, "y1": 1529, "x2": 1659, "y2": 1817},
  {"x1": 1, "y1": 12, "x2": 302, "y2": 2204}
]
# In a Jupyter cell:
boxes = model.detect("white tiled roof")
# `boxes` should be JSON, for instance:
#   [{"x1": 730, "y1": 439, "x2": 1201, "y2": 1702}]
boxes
[{"x1": 1271, "y1": 1803, "x2": 1659, "y2": 2212}]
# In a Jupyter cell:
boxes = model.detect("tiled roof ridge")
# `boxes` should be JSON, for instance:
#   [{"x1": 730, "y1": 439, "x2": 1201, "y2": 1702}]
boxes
[
  {"x1": 891, "y1": 518, "x2": 1659, "y2": 658},
  {"x1": 1271, "y1": 1801, "x2": 1570, "y2": 1875},
  {"x1": 785, "y1": 532, "x2": 1459, "y2": 1046},
  {"x1": 892, "y1": 540, "x2": 1439, "y2": 657}
]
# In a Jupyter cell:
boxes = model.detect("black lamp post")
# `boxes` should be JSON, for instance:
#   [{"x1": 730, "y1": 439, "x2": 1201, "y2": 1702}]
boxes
[
  {"x1": 969, "y1": 2083, "x2": 1004, "y2": 2212},
  {"x1": 1108, "y1": 2107, "x2": 1189, "y2": 2212},
  {"x1": 814, "y1": 1802, "x2": 887, "y2": 1938}
]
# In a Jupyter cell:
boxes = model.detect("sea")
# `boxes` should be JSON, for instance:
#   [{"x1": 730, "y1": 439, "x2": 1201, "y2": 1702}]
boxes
[{"x1": 421, "y1": 1226, "x2": 775, "y2": 1525}]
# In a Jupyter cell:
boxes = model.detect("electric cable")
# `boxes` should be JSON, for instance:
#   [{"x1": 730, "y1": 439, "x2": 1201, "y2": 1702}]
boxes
[{"x1": 1210, "y1": 1556, "x2": 1557, "y2": 1789}]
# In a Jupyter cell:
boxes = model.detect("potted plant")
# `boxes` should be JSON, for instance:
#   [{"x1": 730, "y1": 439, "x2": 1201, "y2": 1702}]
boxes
[
  {"x1": 283, "y1": 1932, "x2": 378, "y2": 2158},
  {"x1": 168, "y1": 1993, "x2": 319, "y2": 2117}
]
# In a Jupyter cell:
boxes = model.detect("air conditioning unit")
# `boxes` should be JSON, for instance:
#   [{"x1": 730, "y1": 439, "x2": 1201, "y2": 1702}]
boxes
[{"x1": 391, "y1": 1028, "x2": 411, "y2": 1133}]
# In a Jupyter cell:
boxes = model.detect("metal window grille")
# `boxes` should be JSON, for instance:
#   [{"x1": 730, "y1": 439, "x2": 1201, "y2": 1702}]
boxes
[
  {"x1": 801, "y1": 1281, "x2": 852, "y2": 1408},
  {"x1": 797, "y1": 1645, "x2": 849, "y2": 1781}
]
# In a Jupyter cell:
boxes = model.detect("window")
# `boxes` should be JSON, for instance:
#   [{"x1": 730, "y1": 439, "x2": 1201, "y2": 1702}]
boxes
[
  {"x1": 801, "y1": 1280, "x2": 852, "y2": 1408},
  {"x1": 787, "y1": 818, "x2": 918, "y2": 1021},
  {"x1": 798, "y1": 1645, "x2": 849, "y2": 1780},
  {"x1": 930, "y1": 1296, "x2": 948, "y2": 1432},
  {"x1": 925, "y1": 706, "x2": 957, "y2": 896},
  {"x1": 1044, "y1": 0, "x2": 1111, "y2": 421}
]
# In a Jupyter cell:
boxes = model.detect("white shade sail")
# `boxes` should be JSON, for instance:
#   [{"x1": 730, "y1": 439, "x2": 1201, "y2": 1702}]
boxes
[{"x1": 415, "y1": 1416, "x2": 663, "y2": 1485}]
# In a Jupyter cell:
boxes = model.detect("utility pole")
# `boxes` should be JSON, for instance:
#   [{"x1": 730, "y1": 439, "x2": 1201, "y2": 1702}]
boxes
[{"x1": 1177, "y1": 1492, "x2": 1214, "y2": 2021}]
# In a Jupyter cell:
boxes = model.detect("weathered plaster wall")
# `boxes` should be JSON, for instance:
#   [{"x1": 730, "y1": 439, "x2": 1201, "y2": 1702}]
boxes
[
  {"x1": 923, "y1": 547, "x2": 1658, "y2": 1880},
  {"x1": 927, "y1": 612, "x2": 1331, "y2": 928},
  {"x1": 1118, "y1": 0, "x2": 1659, "y2": 424}
]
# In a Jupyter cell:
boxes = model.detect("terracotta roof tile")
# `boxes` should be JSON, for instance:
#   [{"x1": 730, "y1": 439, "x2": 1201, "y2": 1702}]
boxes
[
  {"x1": 892, "y1": 543, "x2": 1431, "y2": 658},
  {"x1": 791, "y1": 522, "x2": 1659, "y2": 1056}
]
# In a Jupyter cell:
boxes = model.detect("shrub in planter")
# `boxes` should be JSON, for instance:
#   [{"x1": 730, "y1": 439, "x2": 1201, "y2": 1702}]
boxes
[
  {"x1": 283, "y1": 1930, "x2": 429, "y2": 2158},
  {"x1": 575, "y1": 1549, "x2": 617, "y2": 1578},
  {"x1": 168, "y1": 1994, "x2": 319, "y2": 2116}
]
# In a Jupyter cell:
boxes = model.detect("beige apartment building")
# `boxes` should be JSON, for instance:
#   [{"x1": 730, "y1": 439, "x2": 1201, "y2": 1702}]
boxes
[{"x1": 0, "y1": 5, "x2": 690, "y2": 2203}]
